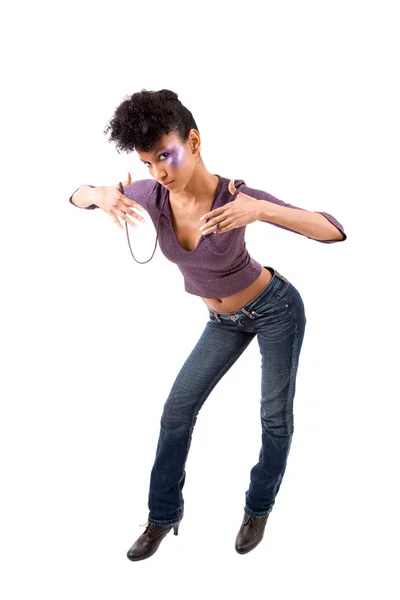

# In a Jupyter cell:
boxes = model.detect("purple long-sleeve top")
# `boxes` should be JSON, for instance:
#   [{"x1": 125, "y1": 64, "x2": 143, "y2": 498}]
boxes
[{"x1": 69, "y1": 174, "x2": 346, "y2": 297}]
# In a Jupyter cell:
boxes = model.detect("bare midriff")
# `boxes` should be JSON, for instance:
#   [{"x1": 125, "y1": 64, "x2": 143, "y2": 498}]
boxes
[{"x1": 201, "y1": 267, "x2": 272, "y2": 312}]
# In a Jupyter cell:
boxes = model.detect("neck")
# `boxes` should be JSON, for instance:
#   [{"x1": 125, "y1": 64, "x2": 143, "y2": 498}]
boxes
[{"x1": 170, "y1": 163, "x2": 219, "y2": 207}]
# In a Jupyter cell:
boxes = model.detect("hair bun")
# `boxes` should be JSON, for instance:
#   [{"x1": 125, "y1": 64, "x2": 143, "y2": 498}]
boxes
[{"x1": 158, "y1": 89, "x2": 179, "y2": 102}]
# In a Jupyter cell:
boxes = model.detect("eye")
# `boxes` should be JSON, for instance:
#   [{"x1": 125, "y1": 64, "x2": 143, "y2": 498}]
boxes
[{"x1": 144, "y1": 152, "x2": 169, "y2": 167}]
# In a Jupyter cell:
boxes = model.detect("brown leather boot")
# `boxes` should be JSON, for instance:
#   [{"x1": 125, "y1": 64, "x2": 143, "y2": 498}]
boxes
[
  {"x1": 127, "y1": 520, "x2": 181, "y2": 562},
  {"x1": 235, "y1": 512, "x2": 269, "y2": 554}
]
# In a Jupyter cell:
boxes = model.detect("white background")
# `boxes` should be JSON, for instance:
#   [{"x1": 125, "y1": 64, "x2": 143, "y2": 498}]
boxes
[{"x1": 1, "y1": 0, "x2": 399, "y2": 598}]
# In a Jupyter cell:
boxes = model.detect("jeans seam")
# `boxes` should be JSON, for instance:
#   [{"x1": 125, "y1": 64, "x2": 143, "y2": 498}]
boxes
[
  {"x1": 188, "y1": 332, "x2": 255, "y2": 431},
  {"x1": 148, "y1": 517, "x2": 179, "y2": 526},
  {"x1": 169, "y1": 332, "x2": 256, "y2": 511},
  {"x1": 279, "y1": 291, "x2": 299, "y2": 331},
  {"x1": 274, "y1": 280, "x2": 289, "y2": 298},
  {"x1": 268, "y1": 332, "x2": 298, "y2": 498},
  {"x1": 245, "y1": 329, "x2": 300, "y2": 517},
  {"x1": 154, "y1": 330, "x2": 255, "y2": 523},
  {"x1": 284, "y1": 331, "x2": 299, "y2": 438}
]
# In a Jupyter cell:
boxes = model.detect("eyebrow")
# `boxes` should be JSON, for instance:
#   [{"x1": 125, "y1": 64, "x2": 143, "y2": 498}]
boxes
[{"x1": 139, "y1": 148, "x2": 168, "y2": 163}]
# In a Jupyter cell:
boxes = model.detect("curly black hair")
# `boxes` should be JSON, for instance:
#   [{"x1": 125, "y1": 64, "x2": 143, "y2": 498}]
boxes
[{"x1": 103, "y1": 89, "x2": 199, "y2": 155}]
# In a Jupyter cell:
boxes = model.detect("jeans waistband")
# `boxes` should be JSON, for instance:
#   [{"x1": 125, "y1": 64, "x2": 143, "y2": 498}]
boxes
[{"x1": 209, "y1": 266, "x2": 289, "y2": 319}]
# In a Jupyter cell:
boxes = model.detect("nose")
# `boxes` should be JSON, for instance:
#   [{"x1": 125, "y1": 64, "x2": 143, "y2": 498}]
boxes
[{"x1": 153, "y1": 167, "x2": 168, "y2": 182}]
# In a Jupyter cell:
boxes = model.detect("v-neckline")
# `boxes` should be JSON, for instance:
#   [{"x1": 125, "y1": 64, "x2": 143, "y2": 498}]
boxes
[{"x1": 167, "y1": 174, "x2": 222, "y2": 253}]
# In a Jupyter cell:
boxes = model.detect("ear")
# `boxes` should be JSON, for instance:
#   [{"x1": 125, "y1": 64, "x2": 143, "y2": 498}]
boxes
[{"x1": 228, "y1": 179, "x2": 236, "y2": 195}]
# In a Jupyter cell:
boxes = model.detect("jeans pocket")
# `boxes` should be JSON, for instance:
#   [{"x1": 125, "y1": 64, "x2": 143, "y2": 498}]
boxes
[{"x1": 250, "y1": 293, "x2": 290, "y2": 319}]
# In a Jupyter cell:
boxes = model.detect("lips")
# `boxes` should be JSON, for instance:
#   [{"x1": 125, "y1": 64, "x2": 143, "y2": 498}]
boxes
[{"x1": 163, "y1": 180, "x2": 174, "y2": 187}]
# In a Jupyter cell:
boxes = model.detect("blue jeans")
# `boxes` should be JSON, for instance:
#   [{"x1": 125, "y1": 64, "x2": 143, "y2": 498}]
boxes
[{"x1": 147, "y1": 266, "x2": 307, "y2": 526}]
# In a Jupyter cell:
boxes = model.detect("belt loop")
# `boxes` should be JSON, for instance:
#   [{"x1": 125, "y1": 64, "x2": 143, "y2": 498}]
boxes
[
  {"x1": 275, "y1": 270, "x2": 288, "y2": 283},
  {"x1": 240, "y1": 306, "x2": 255, "y2": 319}
]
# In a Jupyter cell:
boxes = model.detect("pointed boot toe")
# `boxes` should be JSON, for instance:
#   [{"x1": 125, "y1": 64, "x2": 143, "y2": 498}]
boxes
[
  {"x1": 235, "y1": 512, "x2": 269, "y2": 555},
  {"x1": 127, "y1": 520, "x2": 180, "y2": 562}
]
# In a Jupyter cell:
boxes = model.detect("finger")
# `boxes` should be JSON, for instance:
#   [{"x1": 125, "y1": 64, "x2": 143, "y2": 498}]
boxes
[
  {"x1": 123, "y1": 171, "x2": 131, "y2": 186},
  {"x1": 200, "y1": 211, "x2": 228, "y2": 231},
  {"x1": 110, "y1": 207, "x2": 137, "y2": 229},
  {"x1": 217, "y1": 218, "x2": 234, "y2": 233},
  {"x1": 200, "y1": 206, "x2": 226, "y2": 221},
  {"x1": 201, "y1": 226, "x2": 215, "y2": 236},
  {"x1": 122, "y1": 204, "x2": 145, "y2": 222},
  {"x1": 202, "y1": 215, "x2": 232, "y2": 235},
  {"x1": 122, "y1": 215, "x2": 137, "y2": 228},
  {"x1": 120, "y1": 205, "x2": 146, "y2": 227},
  {"x1": 122, "y1": 196, "x2": 145, "y2": 213},
  {"x1": 118, "y1": 175, "x2": 145, "y2": 213},
  {"x1": 112, "y1": 214, "x2": 124, "y2": 231},
  {"x1": 112, "y1": 173, "x2": 131, "y2": 190},
  {"x1": 126, "y1": 207, "x2": 146, "y2": 223},
  {"x1": 208, "y1": 223, "x2": 230, "y2": 235},
  {"x1": 118, "y1": 188, "x2": 145, "y2": 213},
  {"x1": 228, "y1": 179, "x2": 236, "y2": 195},
  {"x1": 201, "y1": 223, "x2": 219, "y2": 235},
  {"x1": 200, "y1": 216, "x2": 218, "y2": 232},
  {"x1": 118, "y1": 210, "x2": 137, "y2": 228}
]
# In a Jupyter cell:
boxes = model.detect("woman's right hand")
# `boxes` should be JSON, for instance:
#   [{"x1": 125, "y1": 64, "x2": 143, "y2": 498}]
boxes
[{"x1": 94, "y1": 172, "x2": 146, "y2": 231}]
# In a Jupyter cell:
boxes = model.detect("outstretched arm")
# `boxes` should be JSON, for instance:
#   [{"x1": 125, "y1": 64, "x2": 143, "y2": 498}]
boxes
[
  {"x1": 255, "y1": 192, "x2": 346, "y2": 242},
  {"x1": 236, "y1": 181, "x2": 346, "y2": 243},
  {"x1": 197, "y1": 179, "x2": 346, "y2": 243},
  {"x1": 68, "y1": 177, "x2": 156, "y2": 231},
  {"x1": 69, "y1": 185, "x2": 98, "y2": 209}
]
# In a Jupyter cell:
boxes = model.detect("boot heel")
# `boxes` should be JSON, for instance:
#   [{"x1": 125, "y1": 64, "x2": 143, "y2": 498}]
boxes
[{"x1": 172, "y1": 521, "x2": 180, "y2": 536}]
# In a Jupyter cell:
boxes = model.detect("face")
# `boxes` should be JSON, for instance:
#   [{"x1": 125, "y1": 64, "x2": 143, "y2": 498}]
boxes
[{"x1": 137, "y1": 129, "x2": 200, "y2": 191}]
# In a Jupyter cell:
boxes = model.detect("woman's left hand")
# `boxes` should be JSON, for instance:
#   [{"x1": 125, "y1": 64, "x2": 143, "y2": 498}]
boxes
[{"x1": 199, "y1": 179, "x2": 260, "y2": 235}]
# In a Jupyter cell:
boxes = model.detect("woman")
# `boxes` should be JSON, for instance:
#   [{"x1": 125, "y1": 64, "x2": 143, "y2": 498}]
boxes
[{"x1": 69, "y1": 88, "x2": 346, "y2": 561}]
